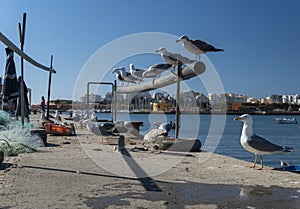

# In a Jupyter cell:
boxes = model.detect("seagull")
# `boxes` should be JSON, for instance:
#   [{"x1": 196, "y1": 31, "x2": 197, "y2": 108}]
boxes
[
  {"x1": 280, "y1": 160, "x2": 292, "y2": 167},
  {"x1": 234, "y1": 114, "x2": 293, "y2": 170},
  {"x1": 91, "y1": 111, "x2": 98, "y2": 122},
  {"x1": 143, "y1": 122, "x2": 172, "y2": 149},
  {"x1": 176, "y1": 35, "x2": 224, "y2": 60},
  {"x1": 129, "y1": 64, "x2": 145, "y2": 83},
  {"x1": 82, "y1": 119, "x2": 113, "y2": 136},
  {"x1": 143, "y1": 128, "x2": 168, "y2": 149},
  {"x1": 54, "y1": 110, "x2": 62, "y2": 121},
  {"x1": 153, "y1": 121, "x2": 174, "y2": 132},
  {"x1": 142, "y1": 63, "x2": 172, "y2": 78},
  {"x1": 112, "y1": 68, "x2": 126, "y2": 86},
  {"x1": 155, "y1": 47, "x2": 194, "y2": 67},
  {"x1": 112, "y1": 67, "x2": 138, "y2": 86}
]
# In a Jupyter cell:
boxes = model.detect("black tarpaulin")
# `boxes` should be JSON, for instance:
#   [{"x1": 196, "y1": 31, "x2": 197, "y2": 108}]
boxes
[
  {"x1": 16, "y1": 76, "x2": 30, "y2": 121},
  {"x1": 2, "y1": 47, "x2": 19, "y2": 101}
]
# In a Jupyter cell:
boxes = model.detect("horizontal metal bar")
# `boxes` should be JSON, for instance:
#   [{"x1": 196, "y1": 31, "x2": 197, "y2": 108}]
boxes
[
  {"x1": 116, "y1": 61, "x2": 206, "y2": 94},
  {"x1": 0, "y1": 32, "x2": 56, "y2": 73}
]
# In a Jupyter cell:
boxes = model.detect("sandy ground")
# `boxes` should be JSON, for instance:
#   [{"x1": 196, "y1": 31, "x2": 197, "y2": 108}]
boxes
[{"x1": 0, "y1": 115, "x2": 299, "y2": 209}]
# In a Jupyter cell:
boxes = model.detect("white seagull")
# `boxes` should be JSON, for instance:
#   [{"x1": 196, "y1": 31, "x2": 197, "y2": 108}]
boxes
[
  {"x1": 91, "y1": 111, "x2": 98, "y2": 122},
  {"x1": 234, "y1": 114, "x2": 293, "y2": 170},
  {"x1": 129, "y1": 64, "x2": 145, "y2": 83},
  {"x1": 143, "y1": 129, "x2": 168, "y2": 149},
  {"x1": 54, "y1": 110, "x2": 62, "y2": 121},
  {"x1": 176, "y1": 35, "x2": 224, "y2": 60},
  {"x1": 155, "y1": 47, "x2": 194, "y2": 66},
  {"x1": 112, "y1": 67, "x2": 138, "y2": 86},
  {"x1": 153, "y1": 121, "x2": 174, "y2": 132},
  {"x1": 143, "y1": 122, "x2": 173, "y2": 149},
  {"x1": 83, "y1": 119, "x2": 113, "y2": 136},
  {"x1": 142, "y1": 63, "x2": 172, "y2": 78}
]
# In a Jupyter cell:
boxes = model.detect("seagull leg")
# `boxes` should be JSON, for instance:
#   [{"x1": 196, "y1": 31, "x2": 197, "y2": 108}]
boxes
[
  {"x1": 255, "y1": 155, "x2": 264, "y2": 170},
  {"x1": 248, "y1": 154, "x2": 258, "y2": 168}
]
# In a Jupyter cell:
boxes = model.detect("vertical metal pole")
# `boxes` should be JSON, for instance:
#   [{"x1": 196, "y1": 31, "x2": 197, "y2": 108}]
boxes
[
  {"x1": 86, "y1": 83, "x2": 89, "y2": 119},
  {"x1": 175, "y1": 61, "x2": 182, "y2": 139},
  {"x1": 46, "y1": 55, "x2": 53, "y2": 120},
  {"x1": 113, "y1": 80, "x2": 117, "y2": 122},
  {"x1": 18, "y1": 13, "x2": 26, "y2": 128}
]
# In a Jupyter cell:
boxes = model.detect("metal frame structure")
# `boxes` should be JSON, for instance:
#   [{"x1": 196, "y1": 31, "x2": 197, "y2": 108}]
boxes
[{"x1": 86, "y1": 82, "x2": 115, "y2": 122}]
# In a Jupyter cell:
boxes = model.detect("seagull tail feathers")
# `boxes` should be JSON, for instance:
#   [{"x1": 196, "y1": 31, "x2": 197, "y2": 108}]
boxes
[{"x1": 214, "y1": 48, "x2": 224, "y2": 52}]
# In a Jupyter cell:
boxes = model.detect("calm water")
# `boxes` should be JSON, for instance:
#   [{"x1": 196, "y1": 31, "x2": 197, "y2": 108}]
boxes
[{"x1": 97, "y1": 113, "x2": 300, "y2": 168}]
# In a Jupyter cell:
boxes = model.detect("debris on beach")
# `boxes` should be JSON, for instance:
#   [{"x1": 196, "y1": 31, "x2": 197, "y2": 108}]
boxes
[{"x1": 0, "y1": 111, "x2": 44, "y2": 156}]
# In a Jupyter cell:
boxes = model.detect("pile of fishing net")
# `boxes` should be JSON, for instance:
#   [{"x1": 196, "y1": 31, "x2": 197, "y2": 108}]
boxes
[{"x1": 0, "y1": 110, "x2": 44, "y2": 156}]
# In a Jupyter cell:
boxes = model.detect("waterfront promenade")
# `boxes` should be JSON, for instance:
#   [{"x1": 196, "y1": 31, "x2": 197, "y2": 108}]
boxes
[{"x1": 0, "y1": 114, "x2": 299, "y2": 208}]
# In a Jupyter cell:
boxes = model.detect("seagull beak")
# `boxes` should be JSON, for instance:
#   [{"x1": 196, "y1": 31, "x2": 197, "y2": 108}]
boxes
[
  {"x1": 175, "y1": 39, "x2": 181, "y2": 43},
  {"x1": 234, "y1": 117, "x2": 241, "y2": 121}
]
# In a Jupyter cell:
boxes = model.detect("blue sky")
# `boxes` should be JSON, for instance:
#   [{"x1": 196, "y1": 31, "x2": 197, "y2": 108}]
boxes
[{"x1": 1, "y1": 0, "x2": 300, "y2": 104}]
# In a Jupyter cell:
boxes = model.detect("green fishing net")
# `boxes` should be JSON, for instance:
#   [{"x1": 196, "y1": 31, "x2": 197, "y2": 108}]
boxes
[{"x1": 0, "y1": 110, "x2": 44, "y2": 156}]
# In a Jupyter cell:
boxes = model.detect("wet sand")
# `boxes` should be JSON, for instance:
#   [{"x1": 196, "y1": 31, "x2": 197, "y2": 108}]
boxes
[{"x1": 0, "y1": 115, "x2": 299, "y2": 208}]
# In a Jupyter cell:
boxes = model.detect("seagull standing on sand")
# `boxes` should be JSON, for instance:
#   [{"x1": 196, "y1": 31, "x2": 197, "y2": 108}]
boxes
[
  {"x1": 155, "y1": 47, "x2": 194, "y2": 67},
  {"x1": 112, "y1": 67, "x2": 138, "y2": 86},
  {"x1": 54, "y1": 110, "x2": 62, "y2": 121},
  {"x1": 234, "y1": 114, "x2": 293, "y2": 170},
  {"x1": 176, "y1": 35, "x2": 224, "y2": 60},
  {"x1": 142, "y1": 63, "x2": 172, "y2": 78},
  {"x1": 129, "y1": 64, "x2": 145, "y2": 83},
  {"x1": 91, "y1": 111, "x2": 98, "y2": 122}
]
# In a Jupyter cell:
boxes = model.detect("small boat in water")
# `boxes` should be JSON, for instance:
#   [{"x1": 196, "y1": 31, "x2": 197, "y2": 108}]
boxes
[{"x1": 275, "y1": 117, "x2": 298, "y2": 124}]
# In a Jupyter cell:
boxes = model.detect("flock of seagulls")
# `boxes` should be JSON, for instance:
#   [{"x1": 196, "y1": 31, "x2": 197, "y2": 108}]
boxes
[
  {"x1": 90, "y1": 35, "x2": 296, "y2": 171},
  {"x1": 112, "y1": 35, "x2": 224, "y2": 86}
]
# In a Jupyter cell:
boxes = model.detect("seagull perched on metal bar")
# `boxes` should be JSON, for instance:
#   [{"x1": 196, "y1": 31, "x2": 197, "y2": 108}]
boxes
[
  {"x1": 155, "y1": 47, "x2": 194, "y2": 67},
  {"x1": 129, "y1": 64, "x2": 145, "y2": 83},
  {"x1": 112, "y1": 67, "x2": 138, "y2": 86},
  {"x1": 176, "y1": 35, "x2": 224, "y2": 60},
  {"x1": 142, "y1": 63, "x2": 172, "y2": 78},
  {"x1": 234, "y1": 114, "x2": 293, "y2": 170}
]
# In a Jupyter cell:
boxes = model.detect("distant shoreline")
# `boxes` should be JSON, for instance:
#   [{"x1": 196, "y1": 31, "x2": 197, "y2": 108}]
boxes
[{"x1": 126, "y1": 110, "x2": 300, "y2": 115}]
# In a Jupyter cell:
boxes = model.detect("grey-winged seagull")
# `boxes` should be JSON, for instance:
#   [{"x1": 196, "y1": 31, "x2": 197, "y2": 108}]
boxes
[
  {"x1": 83, "y1": 119, "x2": 113, "y2": 136},
  {"x1": 142, "y1": 63, "x2": 172, "y2": 78},
  {"x1": 112, "y1": 67, "x2": 138, "y2": 86},
  {"x1": 143, "y1": 122, "x2": 172, "y2": 150},
  {"x1": 176, "y1": 35, "x2": 224, "y2": 60},
  {"x1": 234, "y1": 114, "x2": 293, "y2": 170},
  {"x1": 155, "y1": 47, "x2": 194, "y2": 66},
  {"x1": 129, "y1": 64, "x2": 145, "y2": 83}
]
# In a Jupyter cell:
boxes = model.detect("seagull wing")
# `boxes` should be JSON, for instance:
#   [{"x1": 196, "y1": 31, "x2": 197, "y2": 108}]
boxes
[
  {"x1": 192, "y1": 39, "x2": 223, "y2": 52},
  {"x1": 248, "y1": 134, "x2": 285, "y2": 152},
  {"x1": 154, "y1": 63, "x2": 172, "y2": 69}
]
